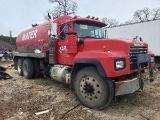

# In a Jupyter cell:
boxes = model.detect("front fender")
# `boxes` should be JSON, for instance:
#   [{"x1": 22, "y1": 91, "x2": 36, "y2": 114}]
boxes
[
  {"x1": 73, "y1": 59, "x2": 107, "y2": 77},
  {"x1": 74, "y1": 51, "x2": 129, "y2": 77}
]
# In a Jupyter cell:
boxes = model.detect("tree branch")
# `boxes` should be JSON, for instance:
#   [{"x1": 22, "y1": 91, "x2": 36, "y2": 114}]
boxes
[{"x1": 45, "y1": 0, "x2": 77, "y2": 19}]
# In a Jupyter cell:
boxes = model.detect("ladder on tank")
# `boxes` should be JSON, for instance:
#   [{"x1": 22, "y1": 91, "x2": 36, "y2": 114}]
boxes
[
  {"x1": 48, "y1": 35, "x2": 56, "y2": 64},
  {"x1": 48, "y1": 13, "x2": 57, "y2": 64}
]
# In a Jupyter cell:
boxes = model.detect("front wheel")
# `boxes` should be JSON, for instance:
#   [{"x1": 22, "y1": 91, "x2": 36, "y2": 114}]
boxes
[{"x1": 73, "y1": 67, "x2": 114, "y2": 110}]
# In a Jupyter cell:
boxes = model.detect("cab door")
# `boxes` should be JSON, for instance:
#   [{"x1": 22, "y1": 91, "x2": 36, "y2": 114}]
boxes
[{"x1": 57, "y1": 24, "x2": 78, "y2": 65}]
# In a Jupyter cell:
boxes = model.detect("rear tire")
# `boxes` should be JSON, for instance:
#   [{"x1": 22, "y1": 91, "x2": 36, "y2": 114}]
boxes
[
  {"x1": 73, "y1": 67, "x2": 114, "y2": 110},
  {"x1": 13, "y1": 58, "x2": 18, "y2": 70},
  {"x1": 17, "y1": 58, "x2": 23, "y2": 76},
  {"x1": 33, "y1": 60, "x2": 40, "y2": 78},
  {"x1": 23, "y1": 59, "x2": 34, "y2": 79}
]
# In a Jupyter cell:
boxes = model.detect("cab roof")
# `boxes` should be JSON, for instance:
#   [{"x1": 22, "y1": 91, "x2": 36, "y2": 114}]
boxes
[
  {"x1": 53, "y1": 15, "x2": 106, "y2": 27},
  {"x1": 70, "y1": 17, "x2": 106, "y2": 27}
]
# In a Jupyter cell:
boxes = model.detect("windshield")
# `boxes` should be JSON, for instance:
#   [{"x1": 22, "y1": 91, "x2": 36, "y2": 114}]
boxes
[{"x1": 74, "y1": 21, "x2": 104, "y2": 39}]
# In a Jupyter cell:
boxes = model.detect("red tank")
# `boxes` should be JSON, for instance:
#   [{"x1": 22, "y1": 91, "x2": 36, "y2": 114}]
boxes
[
  {"x1": 16, "y1": 16, "x2": 72, "y2": 53},
  {"x1": 16, "y1": 22, "x2": 50, "y2": 53}
]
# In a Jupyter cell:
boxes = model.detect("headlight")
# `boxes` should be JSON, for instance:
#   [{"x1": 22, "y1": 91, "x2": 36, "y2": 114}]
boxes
[
  {"x1": 151, "y1": 56, "x2": 154, "y2": 63},
  {"x1": 114, "y1": 59, "x2": 125, "y2": 70}
]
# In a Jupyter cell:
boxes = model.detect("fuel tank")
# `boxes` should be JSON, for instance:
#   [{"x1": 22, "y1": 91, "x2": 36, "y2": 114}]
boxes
[{"x1": 16, "y1": 22, "x2": 50, "y2": 53}]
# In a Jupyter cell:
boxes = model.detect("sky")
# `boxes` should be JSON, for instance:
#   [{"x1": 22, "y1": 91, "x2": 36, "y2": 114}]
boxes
[{"x1": 0, "y1": 0, "x2": 160, "y2": 37}]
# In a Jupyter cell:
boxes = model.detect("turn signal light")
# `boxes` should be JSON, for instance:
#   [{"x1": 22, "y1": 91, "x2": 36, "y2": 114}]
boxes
[{"x1": 103, "y1": 46, "x2": 110, "y2": 52}]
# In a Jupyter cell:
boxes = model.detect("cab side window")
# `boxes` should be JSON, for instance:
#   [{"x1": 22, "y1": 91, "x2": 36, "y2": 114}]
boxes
[{"x1": 60, "y1": 25, "x2": 71, "y2": 40}]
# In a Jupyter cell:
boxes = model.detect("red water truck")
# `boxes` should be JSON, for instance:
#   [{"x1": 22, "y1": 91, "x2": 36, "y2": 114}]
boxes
[{"x1": 13, "y1": 15, "x2": 156, "y2": 109}]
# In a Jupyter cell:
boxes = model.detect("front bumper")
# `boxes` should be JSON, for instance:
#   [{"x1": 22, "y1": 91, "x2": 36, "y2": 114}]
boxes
[{"x1": 115, "y1": 69, "x2": 158, "y2": 96}]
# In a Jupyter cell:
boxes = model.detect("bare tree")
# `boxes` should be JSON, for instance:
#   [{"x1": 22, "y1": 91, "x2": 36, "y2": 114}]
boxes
[
  {"x1": 102, "y1": 7, "x2": 160, "y2": 27},
  {"x1": 133, "y1": 9, "x2": 144, "y2": 22},
  {"x1": 133, "y1": 7, "x2": 160, "y2": 23},
  {"x1": 44, "y1": 0, "x2": 78, "y2": 20},
  {"x1": 125, "y1": 19, "x2": 135, "y2": 25},
  {"x1": 102, "y1": 18, "x2": 119, "y2": 28},
  {"x1": 141, "y1": 7, "x2": 151, "y2": 21},
  {"x1": 152, "y1": 8, "x2": 160, "y2": 20},
  {"x1": 133, "y1": 8, "x2": 151, "y2": 22}
]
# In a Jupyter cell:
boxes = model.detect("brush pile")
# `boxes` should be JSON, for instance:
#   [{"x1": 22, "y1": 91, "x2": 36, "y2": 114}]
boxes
[{"x1": 0, "y1": 66, "x2": 12, "y2": 80}]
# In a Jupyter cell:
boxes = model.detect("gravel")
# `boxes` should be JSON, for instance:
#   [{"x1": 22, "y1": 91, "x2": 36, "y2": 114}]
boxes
[{"x1": 0, "y1": 61, "x2": 160, "y2": 120}]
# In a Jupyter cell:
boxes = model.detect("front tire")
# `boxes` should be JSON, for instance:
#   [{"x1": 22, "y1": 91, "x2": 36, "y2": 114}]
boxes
[
  {"x1": 22, "y1": 59, "x2": 34, "y2": 79},
  {"x1": 73, "y1": 67, "x2": 114, "y2": 110}
]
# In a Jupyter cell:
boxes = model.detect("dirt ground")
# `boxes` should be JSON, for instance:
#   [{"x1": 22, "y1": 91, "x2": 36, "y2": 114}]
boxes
[{"x1": 0, "y1": 61, "x2": 160, "y2": 120}]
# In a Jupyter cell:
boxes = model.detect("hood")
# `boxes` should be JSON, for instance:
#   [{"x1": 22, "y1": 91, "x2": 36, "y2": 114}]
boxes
[{"x1": 79, "y1": 38, "x2": 148, "y2": 54}]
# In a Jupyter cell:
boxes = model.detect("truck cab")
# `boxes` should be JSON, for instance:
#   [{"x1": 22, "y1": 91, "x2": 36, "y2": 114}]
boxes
[{"x1": 53, "y1": 16, "x2": 105, "y2": 64}]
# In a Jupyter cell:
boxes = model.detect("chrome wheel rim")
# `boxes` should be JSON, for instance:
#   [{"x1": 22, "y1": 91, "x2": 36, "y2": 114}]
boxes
[{"x1": 80, "y1": 76, "x2": 102, "y2": 102}]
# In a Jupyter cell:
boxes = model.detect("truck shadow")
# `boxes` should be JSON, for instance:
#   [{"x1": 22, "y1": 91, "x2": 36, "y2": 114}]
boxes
[{"x1": 103, "y1": 89, "x2": 160, "y2": 113}]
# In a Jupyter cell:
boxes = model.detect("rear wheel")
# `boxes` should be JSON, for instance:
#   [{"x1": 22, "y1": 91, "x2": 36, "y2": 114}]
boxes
[
  {"x1": 73, "y1": 67, "x2": 114, "y2": 110},
  {"x1": 17, "y1": 58, "x2": 23, "y2": 76},
  {"x1": 23, "y1": 59, "x2": 34, "y2": 79},
  {"x1": 13, "y1": 57, "x2": 18, "y2": 70},
  {"x1": 33, "y1": 60, "x2": 40, "y2": 78}
]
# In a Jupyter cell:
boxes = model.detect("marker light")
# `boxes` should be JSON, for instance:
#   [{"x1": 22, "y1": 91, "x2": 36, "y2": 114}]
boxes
[
  {"x1": 91, "y1": 16, "x2": 95, "y2": 19},
  {"x1": 73, "y1": 16, "x2": 78, "y2": 19},
  {"x1": 86, "y1": 15, "x2": 91, "y2": 18},
  {"x1": 95, "y1": 17, "x2": 99, "y2": 20}
]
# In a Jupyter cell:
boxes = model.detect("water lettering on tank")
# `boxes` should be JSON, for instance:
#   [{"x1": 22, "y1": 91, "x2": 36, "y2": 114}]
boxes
[{"x1": 22, "y1": 30, "x2": 38, "y2": 40}]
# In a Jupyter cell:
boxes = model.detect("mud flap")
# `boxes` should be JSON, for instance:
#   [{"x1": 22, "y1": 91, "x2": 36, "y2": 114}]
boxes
[{"x1": 137, "y1": 54, "x2": 153, "y2": 89}]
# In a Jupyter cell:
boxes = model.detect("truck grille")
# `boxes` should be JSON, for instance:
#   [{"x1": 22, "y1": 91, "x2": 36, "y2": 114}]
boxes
[{"x1": 130, "y1": 46, "x2": 148, "y2": 70}]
